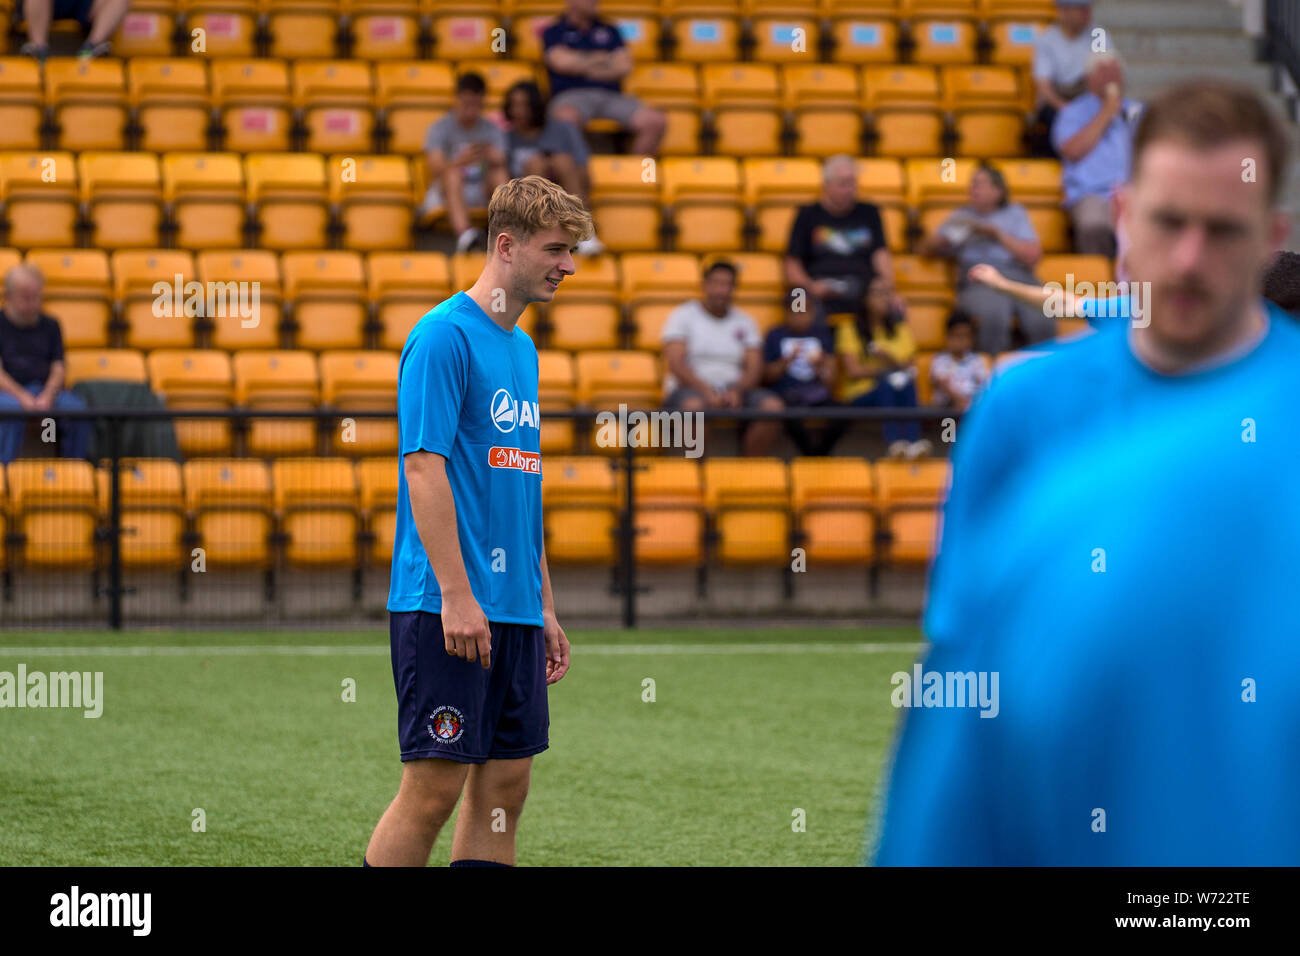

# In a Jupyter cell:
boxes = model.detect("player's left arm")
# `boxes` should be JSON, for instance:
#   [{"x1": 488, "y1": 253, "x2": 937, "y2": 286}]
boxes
[{"x1": 539, "y1": 546, "x2": 570, "y2": 684}]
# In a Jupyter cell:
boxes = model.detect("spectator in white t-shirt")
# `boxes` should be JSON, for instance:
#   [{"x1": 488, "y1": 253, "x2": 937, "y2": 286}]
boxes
[
  {"x1": 1031, "y1": 0, "x2": 1108, "y2": 157},
  {"x1": 929, "y1": 309, "x2": 990, "y2": 414},
  {"x1": 660, "y1": 260, "x2": 784, "y2": 456}
]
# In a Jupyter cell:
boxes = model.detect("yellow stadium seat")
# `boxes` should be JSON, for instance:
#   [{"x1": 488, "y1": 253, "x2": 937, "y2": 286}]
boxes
[
  {"x1": 1024, "y1": 207, "x2": 1069, "y2": 254},
  {"x1": 703, "y1": 458, "x2": 790, "y2": 566},
  {"x1": 662, "y1": 157, "x2": 743, "y2": 253},
  {"x1": 979, "y1": 0, "x2": 1055, "y2": 17},
  {"x1": 233, "y1": 350, "x2": 320, "y2": 456},
  {"x1": 902, "y1": 0, "x2": 978, "y2": 15},
  {"x1": 588, "y1": 155, "x2": 662, "y2": 253},
  {"x1": 547, "y1": 254, "x2": 621, "y2": 352},
  {"x1": 180, "y1": 0, "x2": 259, "y2": 57},
  {"x1": 367, "y1": 251, "x2": 449, "y2": 350},
  {"x1": 702, "y1": 63, "x2": 783, "y2": 156},
  {"x1": 146, "y1": 349, "x2": 235, "y2": 455},
  {"x1": 79, "y1": 153, "x2": 164, "y2": 250},
  {"x1": 272, "y1": 457, "x2": 360, "y2": 567},
  {"x1": 294, "y1": 59, "x2": 375, "y2": 155},
  {"x1": 575, "y1": 350, "x2": 660, "y2": 409},
  {"x1": 541, "y1": 456, "x2": 617, "y2": 564},
  {"x1": 0, "y1": 152, "x2": 78, "y2": 248},
  {"x1": 909, "y1": 20, "x2": 978, "y2": 65},
  {"x1": 161, "y1": 152, "x2": 246, "y2": 250},
  {"x1": 893, "y1": 254, "x2": 953, "y2": 296},
  {"x1": 988, "y1": 19, "x2": 1047, "y2": 67},
  {"x1": 64, "y1": 349, "x2": 148, "y2": 385},
  {"x1": 902, "y1": 296, "x2": 954, "y2": 350},
  {"x1": 6, "y1": 460, "x2": 98, "y2": 569},
  {"x1": 329, "y1": 154, "x2": 413, "y2": 251},
  {"x1": 828, "y1": 18, "x2": 899, "y2": 64},
  {"x1": 741, "y1": 157, "x2": 822, "y2": 254},
  {"x1": 671, "y1": 16, "x2": 741, "y2": 62},
  {"x1": 632, "y1": 457, "x2": 704, "y2": 566},
  {"x1": 605, "y1": 14, "x2": 659, "y2": 60},
  {"x1": 1036, "y1": 254, "x2": 1113, "y2": 291},
  {"x1": 194, "y1": 249, "x2": 282, "y2": 350},
  {"x1": 245, "y1": 153, "x2": 330, "y2": 250},
  {"x1": 513, "y1": 13, "x2": 559, "y2": 61},
  {"x1": 110, "y1": 249, "x2": 197, "y2": 350},
  {"x1": 97, "y1": 459, "x2": 186, "y2": 568},
  {"x1": 431, "y1": 14, "x2": 499, "y2": 59},
  {"x1": 905, "y1": 155, "x2": 975, "y2": 209},
  {"x1": 718, "y1": 251, "x2": 787, "y2": 333},
  {"x1": 0, "y1": 58, "x2": 43, "y2": 150},
  {"x1": 821, "y1": 0, "x2": 902, "y2": 11},
  {"x1": 620, "y1": 253, "x2": 702, "y2": 350},
  {"x1": 45, "y1": 58, "x2": 127, "y2": 151},
  {"x1": 212, "y1": 59, "x2": 292, "y2": 153},
  {"x1": 862, "y1": 65, "x2": 944, "y2": 157},
  {"x1": 319, "y1": 350, "x2": 399, "y2": 456},
  {"x1": 264, "y1": 1, "x2": 341, "y2": 59},
  {"x1": 24, "y1": 250, "x2": 111, "y2": 349},
  {"x1": 281, "y1": 251, "x2": 368, "y2": 350},
  {"x1": 874, "y1": 457, "x2": 948, "y2": 564},
  {"x1": 537, "y1": 349, "x2": 576, "y2": 454},
  {"x1": 129, "y1": 59, "x2": 211, "y2": 153},
  {"x1": 0, "y1": 248, "x2": 19, "y2": 277},
  {"x1": 989, "y1": 157, "x2": 1062, "y2": 206},
  {"x1": 457, "y1": 60, "x2": 539, "y2": 103},
  {"x1": 356, "y1": 454, "x2": 399, "y2": 565},
  {"x1": 183, "y1": 457, "x2": 273, "y2": 567},
  {"x1": 790, "y1": 457, "x2": 875, "y2": 564},
  {"x1": 752, "y1": 17, "x2": 819, "y2": 62},
  {"x1": 626, "y1": 62, "x2": 702, "y2": 156},
  {"x1": 111, "y1": 0, "x2": 179, "y2": 57},
  {"x1": 374, "y1": 61, "x2": 455, "y2": 154},
  {"x1": 943, "y1": 66, "x2": 1025, "y2": 157},
  {"x1": 782, "y1": 64, "x2": 862, "y2": 157},
  {"x1": 346, "y1": 0, "x2": 420, "y2": 59}
]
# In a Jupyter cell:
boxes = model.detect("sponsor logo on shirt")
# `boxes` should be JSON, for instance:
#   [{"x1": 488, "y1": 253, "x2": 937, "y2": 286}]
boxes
[
  {"x1": 491, "y1": 388, "x2": 541, "y2": 432},
  {"x1": 489, "y1": 447, "x2": 542, "y2": 474}
]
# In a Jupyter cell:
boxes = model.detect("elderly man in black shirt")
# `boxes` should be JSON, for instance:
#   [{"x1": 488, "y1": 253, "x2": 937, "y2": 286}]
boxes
[{"x1": 0, "y1": 264, "x2": 90, "y2": 463}]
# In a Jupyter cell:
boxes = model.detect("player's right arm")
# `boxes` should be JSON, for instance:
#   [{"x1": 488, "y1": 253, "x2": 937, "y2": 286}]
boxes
[{"x1": 404, "y1": 451, "x2": 491, "y2": 669}]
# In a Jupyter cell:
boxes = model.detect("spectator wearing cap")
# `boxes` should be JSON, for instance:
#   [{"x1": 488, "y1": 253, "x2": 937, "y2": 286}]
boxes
[{"x1": 1031, "y1": 0, "x2": 1107, "y2": 156}]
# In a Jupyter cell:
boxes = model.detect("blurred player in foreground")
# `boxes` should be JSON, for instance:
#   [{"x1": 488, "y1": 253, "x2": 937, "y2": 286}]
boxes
[
  {"x1": 872, "y1": 79, "x2": 1300, "y2": 865},
  {"x1": 365, "y1": 177, "x2": 588, "y2": 866}
]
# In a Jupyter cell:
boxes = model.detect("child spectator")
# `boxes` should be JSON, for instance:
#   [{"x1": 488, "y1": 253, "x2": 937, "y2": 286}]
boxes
[
  {"x1": 930, "y1": 310, "x2": 990, "y2": 414},
  {"x1": 762, "y1": 289, "x2": 840, "y2": 455}
]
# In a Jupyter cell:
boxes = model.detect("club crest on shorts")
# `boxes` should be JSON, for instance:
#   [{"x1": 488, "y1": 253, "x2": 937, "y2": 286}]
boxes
[{"x1": 428, "y1": 706, "x2": 466, "y2": 743}]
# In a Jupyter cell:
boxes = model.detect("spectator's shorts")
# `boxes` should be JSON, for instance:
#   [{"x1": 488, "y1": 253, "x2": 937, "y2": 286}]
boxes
[
  {"x1": 389, "y1": 610, "x2": 550, "y2": 764},
  {"x1": 41, "y1": 0, "x2": 95, "y2": 25},
  {"x1": 420, "y1": 180, "x2": 488, "y2": 217},
  {"x1": 548, "y1": 87, "x2": 641, "y2": 127},
  {"x1": 664, "y1": 386, "x2": 780, "y2": 411}
]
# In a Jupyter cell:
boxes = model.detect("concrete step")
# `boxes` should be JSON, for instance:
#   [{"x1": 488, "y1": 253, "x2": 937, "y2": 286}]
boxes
[
  {"x1": 1122, "y1": 61, "x2": 1275, "y2": 99},
  {"x1": 1093, "y1": 0, "x2": 1243, "y2": 32},
  {"x1": 1106, "y1": 28, "x2": 1257, "y2": 64}
]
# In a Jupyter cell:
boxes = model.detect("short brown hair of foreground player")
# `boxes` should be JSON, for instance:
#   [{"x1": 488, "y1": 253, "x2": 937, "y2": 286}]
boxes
[{"x1": 486, "y1": 174, "x2": 594, "y2": 248}]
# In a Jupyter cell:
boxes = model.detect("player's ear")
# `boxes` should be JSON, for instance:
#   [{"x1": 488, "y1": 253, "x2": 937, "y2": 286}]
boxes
[
  {"x1": 1267, "y1": 207, "x2": 1290, "y2": 249},
  {"x1": 1113, "y1": 184, "x2": 1131, "y2": 231}
]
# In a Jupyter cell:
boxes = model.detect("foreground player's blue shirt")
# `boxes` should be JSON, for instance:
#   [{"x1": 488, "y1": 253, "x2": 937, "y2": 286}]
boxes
[
  {"x1": 388, "y1": 292, "x2": 544, "y2": 626},
  {"x1": 873, "y1": 301, "x2": 1300, "y2": 865}
]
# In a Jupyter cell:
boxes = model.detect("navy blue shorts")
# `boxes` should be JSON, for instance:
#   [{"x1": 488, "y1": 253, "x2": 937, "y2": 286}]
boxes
[{"x1": 389, "y1": 611, "x2": 549, "y2": 764}]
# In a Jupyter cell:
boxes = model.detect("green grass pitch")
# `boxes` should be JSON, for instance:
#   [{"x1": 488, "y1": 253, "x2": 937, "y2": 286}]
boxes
[{"x1": 0, "y1": 626, "x2": 922, "y2": 866}]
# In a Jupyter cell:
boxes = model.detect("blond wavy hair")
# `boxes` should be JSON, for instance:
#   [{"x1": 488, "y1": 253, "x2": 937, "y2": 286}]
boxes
[{"x1": 487, "y1": 175, "x2": 594, "y2": 246}]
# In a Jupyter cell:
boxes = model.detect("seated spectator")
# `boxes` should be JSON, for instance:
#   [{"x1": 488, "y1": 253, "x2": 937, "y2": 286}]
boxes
[
  {"x1": 0, "y1": 265, "x2": 90, "y2": 464},
  {"x1": 837, "y1": 276, "x2": 930, "y2": 460},
  {"x1": 20, "y1": 0, "x2": 129, "y2": 59},
  {"x1": 543, "y1": 0, "x2": 667, "y2": 156},
  {"x1": 929, "y1": 309, "x2": 990, "y2": 414},
  {"x1": 661, "y1": 261, "x2": 783, "y2": 457},
  {"x1": 422, "y1": 72, "x2": 509, "y2": 253},
  {"x1": 1052, "y1": 52, "x2": 1141, "y2": 256},
  {"x1": 502, "y1": 80, "x2": 603, "y2": 255},
  {"x1": 762, "y1": 289, "x2": 841, "y2": 456},
  {"x1": 918, "y1": 162, "x2": 1053, "y2": 353},
  {"x1": 785, "y1": 154, "x2": 895, "y2": 319},
  {"x1": 1031, "y1": 0, "x2": 1105, "y2": 156}
]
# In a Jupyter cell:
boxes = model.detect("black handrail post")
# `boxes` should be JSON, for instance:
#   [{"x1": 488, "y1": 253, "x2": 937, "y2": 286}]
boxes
[
  {"x1": 621, "y1": 433, "x2": 637, "y2": 629},
  {"x1": 107, "y1": 415, "x2": 124, "y2": 631}
]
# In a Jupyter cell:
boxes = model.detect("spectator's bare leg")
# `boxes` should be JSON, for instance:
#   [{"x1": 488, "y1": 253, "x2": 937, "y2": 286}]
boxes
[
  {"x1": 86, "y1": 0, "x2": 131, "y2": 45},
  {"x1": 440, "y1": 164, "x2": 470, "y2": 236},
  {"x1": 522, "y1": 154, "x2": 548, "y2": 178},
  {"x1": 1070, "y1": 195, "x2": 1116, "y2": 257},
  {"x1": 551, "y1": 104, "x2": 584, "y2": 128},
  {"x1": 628, "y1": 106, "x2": 667, "y2": 156},
  {"x1": 484, "y1": 159, "x2": 508, "y2": 198},
  {"x1": 743, "y1": 394, "x2": 784, "y2": 457},
  {"x1": 24, "y1": 0, "x2": 53, "y2": 46},
  {"x1": 546, "y1": 152, "x2": 584, "y2": 200}
]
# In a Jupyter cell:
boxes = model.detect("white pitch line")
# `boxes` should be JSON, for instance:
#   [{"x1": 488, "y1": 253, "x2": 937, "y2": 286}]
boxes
[{"x1": 0, "y1": 642, "x2": 924, "y2": 658}]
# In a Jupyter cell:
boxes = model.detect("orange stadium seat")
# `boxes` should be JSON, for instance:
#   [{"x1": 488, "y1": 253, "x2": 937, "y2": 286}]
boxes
[
  {"x1": 702, "y1": 63, "x2": 782, "y2": 156},
  {"x1": 161, "y1": 152, "x2": 246, "y2": 249},
  {"x1": 703, "y1": 458, "x2": 790, "y2": 566},
  {"x1": 194, "y1": 249, "x2": 283, "y2": 350},
  {"x1": 264, "y1": 0, "x2": 342, "y2": 59},
  {"x1": 741, "y1": 156, "x2": 822, "y2": 254},
  {"x1": 6, "y1": 460, "x2": 98, "y2": 569},
  {"x1": 670, "y1": 15, "x2": 741, "y2": 62},
  {"x1": 902, "y1": 0, "x2": 978, "y2": 16},
  {"x1": 541, "y1": 456, "x2": 617, "y2": 564},
  {"x1": 988, "y1": 19, "x2": 1047, "y2": 67},
  {"x1": 330, "y1": 154, "x2": 414, "y2": 251},
  {"x1": 719, "y1": 251, "x2": 787, "y2": 333},
  {"x1": 587, "y1": 155, "x2": 662, "y2": 253},
  {"x1": 828, "y1": 18, "x2": 899, "y2": 64},
  {"x1": 293, "y1": 59, "x2": 376, "y2": 155},
  {"x1": 874, "y1": 457, "x2": 948, "y2": 565},
  {"x1": 63, "y1": 348, "x2": 148, "y2": 385},
  {"x1": 183, "y1": 458, "x2": 273, "y2": 568},
  {"x1": 575, "y1": 350, "x2": 660, "y2": 409},
  {"x1": 0, "y1": 152, "x2": 78, "y2": 248},
  {"x1": 620, "y1": 253, "x2": 702, "y2": 351},
  {"x1": 79, "y1": 153, "x2": 164, "y2": 250},
  {"x1": 782, "y1": 64, "x2": 862, "y2": 158},
  {"x1": 1039, "y1": 253, "x2": 1115, "y2": 331},
  {"x1": 979, "y1": 0, "x2": 1056, "y2": 17},
  {"x1": 282, "y1": 251, "x2": 368, "y2": 350},
  {"x1": 862, "y1": 65, "x2": 944, "y2": 157},
  {"x1": 907, "y1": 155, "x2": 977, "y2": 231},
  {"x1": 909, "y1": 19, "x2": 978, "y2": 65},
  {"x1": 245, "y1": 153, "x2": 330, "y2": 250},
  {"x1": 356, "y1": 455, "x2": 399, "y2": 565},
  {"x1": 631, "y1": 457, "x2": 705, "y2": 566},
  {"x1": 625, "y1": 62, "x2": 702, "y2": 156},
  {"x1": 347, "y1": 0, "x2": 420, "y2": 60},
  {"x1": 129, "y1": 59, "x2": 211, "y2": 153},
  {"x1": 97, "y1": 459, "x2": 186, "y2": 568},
  {"x1": 24, "y1": 250, "x2": 112, "y2": 349},
  {"x1": 0, "y1": 58, "x2": 43, "y2": 150},
  {"x1": 537, "y1": 349, "x2": 576, "y2": 454},
  {"x1": 147, "y1": 349, "x2": 236, "y2": 455},
  {"x1": 45, "y1": 58, "x2": 127, "y2": 151},
  {"x1": 367, "y1": 251, "x2": 450, "y2": 350},
  {"x1": 943, "y1": 66, "x2": 1026, "y2": 157},
  {"x1": 110, "y1": 249, "x2": 197, "y2": 350},
  {"x1": 431, "y1": 13, "x2": 499, "y2": 60},
  {"x1": 457, "y1": 60, "x2": 538, "y2": 103},
  {"x1": 111, "y1": 0, "x2": 179, "y2": 57},
  {"x1": 513, "y1": 12, "x2": 559, "y2": 61},
  {"x1": 233, "y1": 350, "x2": 320, "y2": 456},
  {"x1": 606, "y1": 13, "x2": 660, "y2": 61},
  {"x1": 893, "y1": 253, "x2": 955, "y2": 348},
  {"x1": 791, "y1": 457, "x2": 875, "y2": 564},
  {"x1": 662, "y1": 157, "x2": 744, "y2": 253},
  {"x1": 990, "y1": 157, "x2": 1068, "y2": 252},
  {"x1": 180, "y1": 0, "x2": 259, "y2": 57},
  {"x1": 752, "y1": 16, "x2": 820, "y2": 63},
  {"x1": 0, "y1": 248, "x2": 19, "y2": 277},
  {"x1": 211, "y1": 59, "x2": 293, "y2": 153},
  {"x1": 856, "y1": 157, "x2": 908, "y2": 250},
  {"x1": 271, "y1": 457, "x2": 361, "y2": 568},
  {"x1": 374, "y1": 61, "x2": 455, "y2": 154},
  {"x1": 546, "y1": 253, "x2": 621, "y2": 352}
]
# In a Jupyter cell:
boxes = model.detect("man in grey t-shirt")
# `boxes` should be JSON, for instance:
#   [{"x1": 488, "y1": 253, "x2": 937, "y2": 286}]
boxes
[
  {"x1": 1031, "y1": 1, "x2": 1111, "y2": 157},
  {"x1": 423, "y1": 72, "x2": 509, "y2": 253}
]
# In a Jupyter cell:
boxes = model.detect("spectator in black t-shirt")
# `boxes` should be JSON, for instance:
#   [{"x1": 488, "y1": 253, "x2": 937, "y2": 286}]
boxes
[
  {"x1": 785, "y1": 154, "x2": 896, "y2": 318},
  {"x1": 0, "y1": 265, "x2": 91, "y2": 463}
]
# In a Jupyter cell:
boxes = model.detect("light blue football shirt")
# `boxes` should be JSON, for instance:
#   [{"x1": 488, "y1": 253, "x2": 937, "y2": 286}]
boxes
[
  {"x1": 387, "y1": 292, "x2": 544, "y2": 626},
  {"x1": 872, "y1": 302, "x2": 1300, "y2": 865}
]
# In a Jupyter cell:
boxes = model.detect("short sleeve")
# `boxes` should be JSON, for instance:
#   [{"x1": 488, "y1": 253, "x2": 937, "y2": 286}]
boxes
[
  {"x1": 762, "y1": 328, "x2": 782, "y2": 363},
  {"x1": 785, "y1": 205, "x2": 813, "y2": 261},
  {"x1": 930, "y1": 353, "x2": 951, "y2": 383},
  {"x1": 738, "y1": 313, "x2": 762, "y2": 349},
  {"x1": 605, "y1": 19, "x2": 627, "y2": 49},
  {"x1": 399, "y1": 321, "x2": 470, "y2": 459},
  {"x1": 541, "y1": 20, "x2": 564, "y2": 50},
  {"x1": 47, "y1": 318, "x2": 65, "y2": 363},
  {"x1": 424, "y1": 118, "x2": 448, "y2": 155},
  {"x1": 486, "y1": 122, "x2": 508, "y2": 154},
  {"x1": 817, "y1": 327, "x2": 835, "y2": 354},
  {"x1": 1051, "y1": 99, "x2": 1086, "y2": 153},
  {"x1": 1031, "y1": 33, "x2": 1054, "y2": 81},
  {"x1": 660, "y1": 304, "x2": 690, "y2": 343},
  {"x1": 865, "y1": 204, "x2": 887, "y2": 254},
  {"x1": 1005, "y1": 204, "x2": 1038, "y2": 243}
]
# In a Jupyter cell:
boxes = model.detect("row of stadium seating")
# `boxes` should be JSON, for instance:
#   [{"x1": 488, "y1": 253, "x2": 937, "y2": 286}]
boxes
[
  {"x1": 0, "y1": 455, "x2": 947, "y2": 569},
  {"x1": 1, "y1": 58, "x2": 1037, "y2": 156},
  {"x1": 0, "y1": 154, "x2": 1070, "y2": 254},
  {"x1": 4, "y1": 1, "x2": 1058, "y2": 61},
  {"x1": 2, "y1": 245, "x2": 1111, "y2": 352}
]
